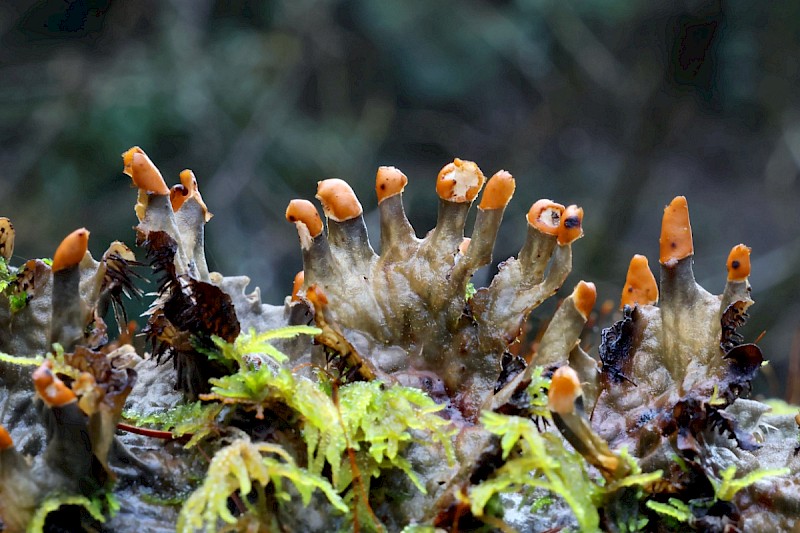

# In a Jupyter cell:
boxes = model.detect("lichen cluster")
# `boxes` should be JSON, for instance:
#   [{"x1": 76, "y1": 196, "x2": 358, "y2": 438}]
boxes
[{"x1": 0, "y1": 148, "x2": 798, "y2": 532}]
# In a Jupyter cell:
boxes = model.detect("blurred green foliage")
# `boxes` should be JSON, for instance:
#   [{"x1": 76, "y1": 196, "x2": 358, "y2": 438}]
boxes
[{"x1": 0, "y1": 0, "x2": 798, "y2": 398}]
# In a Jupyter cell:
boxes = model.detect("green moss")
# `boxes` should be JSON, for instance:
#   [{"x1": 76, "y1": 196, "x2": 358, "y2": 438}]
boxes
[
  {"x1": 400, "y1": 526, "x2": 438, "y2": 533},
  {"x1": 761, "y1": 398, "x2": 800, "y2": 416},
  {"x1": 470, "y1": 407, "x2": 661, "y2": 532},
  {"x1": 0, "y1": 344, "x2": 84, "y2": 380},
  {"x1": 471, "y1": 411, "x2": 603, "y2": 531},
  {"x1": 138, "y1": 491, "x2": 188, "y2": 507},
  {"x1": 643, "y1": 465, "x2": 790, "y2": 530},
  {"x1": 530, "y1": 495, "x2": 553, "y2": 512},
  {"x1": 645, "y1": 498, "x2": 692, "y2": 523},
  {"x1": 465, "y1": 281, "x2": 477, "y2": 301},
  {"x1": 139, "y1": 324, "x2": 457, "y2": 531},
  {"x1": 197, "y1": 325, "x2": 456, "y2": 494},
  {"x1": 211, "y1": 325, "x2": 321, "y2": 366},
  {"x1": 0, "y1": 257, "x2": 30, "y2": 312},
  {"x1": 176, "y1": 438, "x2": 347, "y2": 533},
  {"x1": 28, "y1": 492, "x2": 116, "y2": 533},
  {"x1": 0, "y1": 257, "x2": 13, "y2": 293},
  {"x1": 525, "y1": 365, "x2": 551, "y2": 420},
  {"x1": 9, "y1": 291, "x2": 28, "y2": 313},
  {"x1": 122, "y1": 401, "x2": 225, "y2": 448},
  {"x1": 711, "y1": 465, "x2": 789, "y2": 502},
  {"x1": 0, "y1": 351, "x2": 44, "y2": 367},
  {"x1": 305, "y1": 380, "x2": 456, "y2": 493}
]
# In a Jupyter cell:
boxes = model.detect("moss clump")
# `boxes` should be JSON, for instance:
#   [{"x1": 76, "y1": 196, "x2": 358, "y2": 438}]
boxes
[{"x1": 176, "y1": 438, "x2": 346, "y2": 533}]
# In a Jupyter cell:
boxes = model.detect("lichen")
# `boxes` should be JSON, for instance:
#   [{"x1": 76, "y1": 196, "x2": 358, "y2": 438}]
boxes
[
  {"x1": 285, "y1": 163, "x2": 583, "y2": 419},
  {"x1": 0, "y1": 147, "x2": 797, "y2": 532}
]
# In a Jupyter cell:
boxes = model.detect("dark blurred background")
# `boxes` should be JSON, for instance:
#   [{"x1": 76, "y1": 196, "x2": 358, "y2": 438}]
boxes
[{"x1": 1, "y1": 0, "x2": 798, "y2": 399}]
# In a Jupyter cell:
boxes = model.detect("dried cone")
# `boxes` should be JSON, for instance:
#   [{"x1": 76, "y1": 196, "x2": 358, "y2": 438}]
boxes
[
  {"x1": 620, "y1": 254, "x2": 659, "y2": 308},
  {"x1": 52, "y1": 228, "x2": 89, "y2": 272}
]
